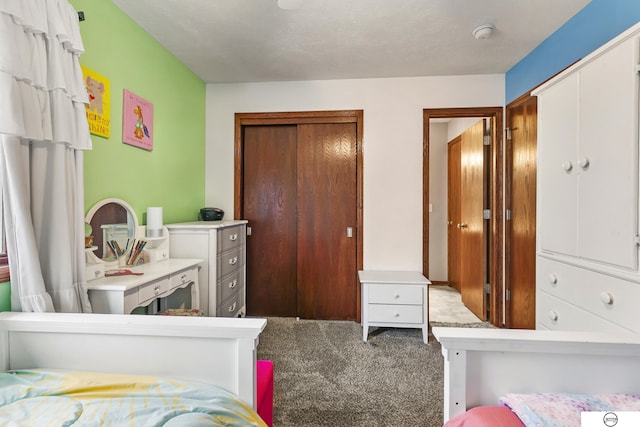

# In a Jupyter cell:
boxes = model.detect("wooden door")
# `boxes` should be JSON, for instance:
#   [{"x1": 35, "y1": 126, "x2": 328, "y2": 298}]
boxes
[
  {"x1": 296, "y1": 123, "x2": 358, "y2": 320},
  {"x1": 447, "y1": 137, "x2": 461, "y2": 292},
  {"x1": 243, "y1": 125, "x2": 298, "y2": 316},
  {"x1": 506, "y1": 95, "x2": 537, "y2": 329},
  {"x1": 460, "y1": 119, "x2": 487, "y2": 320}
]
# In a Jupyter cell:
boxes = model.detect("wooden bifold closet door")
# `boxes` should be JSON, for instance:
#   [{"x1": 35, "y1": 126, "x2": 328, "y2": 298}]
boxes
[{"x1": 242, "y1": 120, "x2": 358, "y2": 320}]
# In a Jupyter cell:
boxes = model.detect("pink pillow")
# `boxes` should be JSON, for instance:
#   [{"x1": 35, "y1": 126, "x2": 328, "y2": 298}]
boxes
[{"x1": 443, "y1": 405, "x2": 525, "y2": 427}]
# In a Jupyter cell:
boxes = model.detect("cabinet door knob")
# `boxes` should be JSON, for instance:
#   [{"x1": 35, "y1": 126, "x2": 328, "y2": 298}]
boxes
[
  {"x1": 228, "y1": 279, "x2": 237, "y2": 289},
  {"x1": 229, "y1": 234, "x2": 238, "y2": 241},
  {"x1": 578, "y1": 157, "x2": 590, "y2": 169},
  {"x1": 600, "y1": 292, "x2": 614, "y2": 305},
  {"x1": 548, "y1": 274, "x2": 558, "y2": 284},
  {"x1": 548, "y1": 310, "x2": 559, "y2": 322},
  {"x1": 561, "y1": 161, "x2": 573, "y2": 172},
  {"x1": 228, "y1": 257, "x2": 238, "y2": 265}
]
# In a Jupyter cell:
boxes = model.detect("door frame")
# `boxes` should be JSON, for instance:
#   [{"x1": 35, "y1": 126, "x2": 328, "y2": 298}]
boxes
[
  {"x1": 234, "y1": 110, "x2": 364, "y2": 319},
  {"x1": 423, "y1": 107, "x2": 504, "y2": 327}
]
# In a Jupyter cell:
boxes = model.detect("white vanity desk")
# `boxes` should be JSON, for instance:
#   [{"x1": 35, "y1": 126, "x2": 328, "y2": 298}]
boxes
[
  {"x1": 84, "y1": 198, "x2": 202, "y2": 315},
  {"x1": 86, "y1": 258, "x2": 202, "y2": 314}
]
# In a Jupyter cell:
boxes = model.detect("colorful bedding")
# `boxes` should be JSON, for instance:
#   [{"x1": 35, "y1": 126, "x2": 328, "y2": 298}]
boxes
[
  {"x1": 500, "y1": 393, "x2": 640, "y2": 427},
  {"x1": 0, "y1": 369, "x2": 267, "y2": 426}
]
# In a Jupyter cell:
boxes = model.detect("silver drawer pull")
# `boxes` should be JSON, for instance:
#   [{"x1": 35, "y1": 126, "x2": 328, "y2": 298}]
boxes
[
  {"x1": 228, "y1": 279, "x2": 237, "y2": 289},
  {"x1": 180, "y1": 274, "x2": 187, "y2": 283},
  {"x1": 229, "y1": 233, "x2": 238, "y2": 241},
  {"x1": 228, "y1": 302, "x2": 237, "y2": 312},
  {"x1": 154, "y1": 286, "x2": 160, "y2": 295},
  {"x1": 228, "y1": 257, "x2": 238, "y2": 265}
]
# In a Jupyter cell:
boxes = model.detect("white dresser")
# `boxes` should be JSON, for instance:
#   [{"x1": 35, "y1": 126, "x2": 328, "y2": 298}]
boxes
[
  {"x1": 359, "y1": 270, "x2": 430, "y2": 344},
  {"x1": 167, "y1": 220, "x2": 247, "y2": 317},
  {"x1": 533, "y1": 22, "x2": 640, "y2": 334}
]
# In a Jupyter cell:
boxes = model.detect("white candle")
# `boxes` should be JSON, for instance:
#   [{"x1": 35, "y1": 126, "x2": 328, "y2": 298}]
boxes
[{"x1": 146, "y1": 207, "x2": 163, "y2": 238}]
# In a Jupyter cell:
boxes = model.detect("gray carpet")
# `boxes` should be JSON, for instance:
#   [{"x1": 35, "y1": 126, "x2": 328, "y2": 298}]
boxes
[{"x1": 256, "y1": 318, "x2": 492, "y2": 427}]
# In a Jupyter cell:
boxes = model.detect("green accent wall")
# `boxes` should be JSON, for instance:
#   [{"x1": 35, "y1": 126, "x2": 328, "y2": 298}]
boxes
[
  {"x1": 70, "y1": 0, "x2": 206, "y2": 224},
  {"x1": 0, "y1": 282, "x2": 10, "y2": 312}
]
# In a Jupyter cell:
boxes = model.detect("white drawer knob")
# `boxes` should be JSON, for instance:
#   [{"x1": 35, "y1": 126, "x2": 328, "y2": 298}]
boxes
[
  {"x1": 578, "y1": 157, "x2": 590, "y2": 169},
  {"x1": 548, "y1": 310, "x2": 558, "y2": 322},
  {"x1": 394, "y1": 293, "x2": 400, "y2": 299},
  {"x1": 600, "y1": 292, "x2": 614, "y2": 305},
  {"x1": 561, "y1": 161, "x2": 573, "y2": 172},
  {"x1": 393, "y1": 312, "x2": 400, "y2": 318},
  {"x1": 548, "y1": 274, "x2": 558, "y2": 284}
]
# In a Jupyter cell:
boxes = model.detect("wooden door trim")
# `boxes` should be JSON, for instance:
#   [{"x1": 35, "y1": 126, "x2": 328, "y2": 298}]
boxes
[
  {"x1": 234, "y1": 110, "x2": 364, "y2": 319},
  {"x1": 505, "y1": 91, "x2": 537, "y2": 329},
  {"x1": 423, "y1": 107, "x2": 504, "y2": 327}
]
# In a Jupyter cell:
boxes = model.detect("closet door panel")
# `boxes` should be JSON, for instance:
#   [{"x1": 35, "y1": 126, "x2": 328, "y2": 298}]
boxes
[
  {"x1": 243, "y1": 125, "x2": 298, "y2": 316},
  {"x1": 578, "y1": 36, "x2": 639, "y2": 269},
  {"x1": 296, "y1": 123, "x2": 357, "y2": 320},
  {"x1": 537, "y1": 73, "x2": 579, "y2": 256}
]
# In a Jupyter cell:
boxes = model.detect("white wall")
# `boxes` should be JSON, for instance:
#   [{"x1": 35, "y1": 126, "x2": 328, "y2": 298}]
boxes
[
  {"x1": 428, "y1": 122, "x2": 448, "y2": 281},
  {"x1": 206, "y1": 74, "x2": 504, "y2": 271}
]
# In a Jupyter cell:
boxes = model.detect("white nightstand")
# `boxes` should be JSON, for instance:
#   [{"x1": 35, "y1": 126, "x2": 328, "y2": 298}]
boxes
[{"x1": 359, "y1": 270, "x2": 431, "y2": 344}]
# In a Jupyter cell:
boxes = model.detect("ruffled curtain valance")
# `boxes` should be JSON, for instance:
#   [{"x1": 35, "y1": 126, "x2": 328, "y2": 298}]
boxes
[{"x1": 0, "y1": 0, "x2": 91, "y2": 150}]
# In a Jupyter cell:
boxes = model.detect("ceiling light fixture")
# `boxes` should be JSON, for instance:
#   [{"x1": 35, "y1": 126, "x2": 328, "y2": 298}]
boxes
[{"x1": 472, "y1": 24, "x2": 495, "y2": 40}]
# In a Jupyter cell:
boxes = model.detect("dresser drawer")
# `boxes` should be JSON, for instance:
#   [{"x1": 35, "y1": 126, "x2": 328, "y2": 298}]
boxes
[
  {"x1": 217, "y1": 246, "x2": 243, "y2": 279},
  {"x1": 537, "y1": 257, "x2": 640, "y2": 332},
  {"x1": 536, "y1": 291, "x2": 632, "y2": 334},
  {"x1": 217, "y1": 269, "x2": 244, "y2": 303},
  {"x1": 138, "y1": 277, "x2": 170, "y2": 304},
  {"x1": 170, "y1": 267, "x2": 198, "y2": 290},
  {"x1": 368, "y1": 304, "x2": 423, "y2": 324},
  {"x1": 217, "y1": 292, "x2": 243, "y2": 318},
  {"x1": 367, "y1": 284, "x2": 423, "y2": 305},
  {"x1": 218, "y1": 226, "x2": 243, "y2": 252}
]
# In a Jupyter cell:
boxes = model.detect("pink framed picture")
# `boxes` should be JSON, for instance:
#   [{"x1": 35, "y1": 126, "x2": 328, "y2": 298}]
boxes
[{"x1": 122, "y1": 89, "x2": 153, "y2": 151}]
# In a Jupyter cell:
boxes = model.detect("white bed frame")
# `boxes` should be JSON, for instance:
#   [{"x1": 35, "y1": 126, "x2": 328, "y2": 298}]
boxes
[
  {"x1": 0, "y1": 312, "x2": 266, "y2": 409},
  {"x1": 433, "y1": 327, "x2": 640, "y2": 423}
]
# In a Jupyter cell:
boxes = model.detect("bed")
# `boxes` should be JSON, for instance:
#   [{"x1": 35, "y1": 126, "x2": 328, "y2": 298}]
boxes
[
  {"x1": 433, "y1": 327, "x2": 640, "y2": 426},
  {"x1": 0, "y1": 311, "x2": 269, "y2": 426}
]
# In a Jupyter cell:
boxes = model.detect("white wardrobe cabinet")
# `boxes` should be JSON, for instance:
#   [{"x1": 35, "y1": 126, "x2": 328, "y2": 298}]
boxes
[
  {"x1": 534, "y1": 22, "x2": 640, "y2": 333},
  {"x1": 167, "y1": 220, "x2": 247, "y2": 317},
  {"x1": 536, "y1": 32, "x2": 639, "y2": 270}
]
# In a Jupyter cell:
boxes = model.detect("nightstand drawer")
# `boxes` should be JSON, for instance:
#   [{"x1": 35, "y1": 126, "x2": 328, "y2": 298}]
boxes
[
  {"x1": 368, "y1": 284, "x2": 423, "y2": 305},
  {"x1": 368, "y1": 304, "x2": 423, "y2": 324}
]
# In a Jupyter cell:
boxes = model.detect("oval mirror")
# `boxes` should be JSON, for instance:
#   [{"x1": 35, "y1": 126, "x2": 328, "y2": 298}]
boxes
[{"x1": 85, "y1": 198, "x2": 138, "y2": 262}]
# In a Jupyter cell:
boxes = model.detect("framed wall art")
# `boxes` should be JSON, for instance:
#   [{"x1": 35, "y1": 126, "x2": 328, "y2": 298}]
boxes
[{"x1": 122, "y1": 89, "x2": 153, "y2": 151}]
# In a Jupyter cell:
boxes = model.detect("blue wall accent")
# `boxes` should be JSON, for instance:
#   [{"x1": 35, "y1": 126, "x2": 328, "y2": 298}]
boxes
[{"x1": 506, "y1": 0, "x2": 640, "y2": 103}]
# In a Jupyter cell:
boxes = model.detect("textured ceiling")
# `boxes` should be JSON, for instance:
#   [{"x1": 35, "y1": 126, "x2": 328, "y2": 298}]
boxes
[{"x1": 111, "y1": 0, "x2": 591, "y2": 84}]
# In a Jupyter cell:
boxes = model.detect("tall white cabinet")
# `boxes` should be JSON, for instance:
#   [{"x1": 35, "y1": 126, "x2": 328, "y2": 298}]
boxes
[
  {"x1": 167, "y1": 220, "x2": 247, "y2": 317},
  {"x1": 533, "y1": 22, "x2": 640, "y2": 333}
]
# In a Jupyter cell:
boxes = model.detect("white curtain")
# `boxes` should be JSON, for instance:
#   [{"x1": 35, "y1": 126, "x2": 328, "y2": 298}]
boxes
[{"x1": 0, "y1": 0, "x2": 92, "y2": 312}]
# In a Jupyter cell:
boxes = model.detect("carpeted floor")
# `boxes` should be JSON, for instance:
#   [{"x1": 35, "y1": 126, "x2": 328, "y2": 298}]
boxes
[{"x1": 256, "y1": 317, "x2": 492, "y2": 427}]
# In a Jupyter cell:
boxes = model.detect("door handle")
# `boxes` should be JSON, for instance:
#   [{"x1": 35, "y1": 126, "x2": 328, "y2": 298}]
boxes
[{"x1": 457, "y1": 223, "x2": 468, "y2": 229}]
